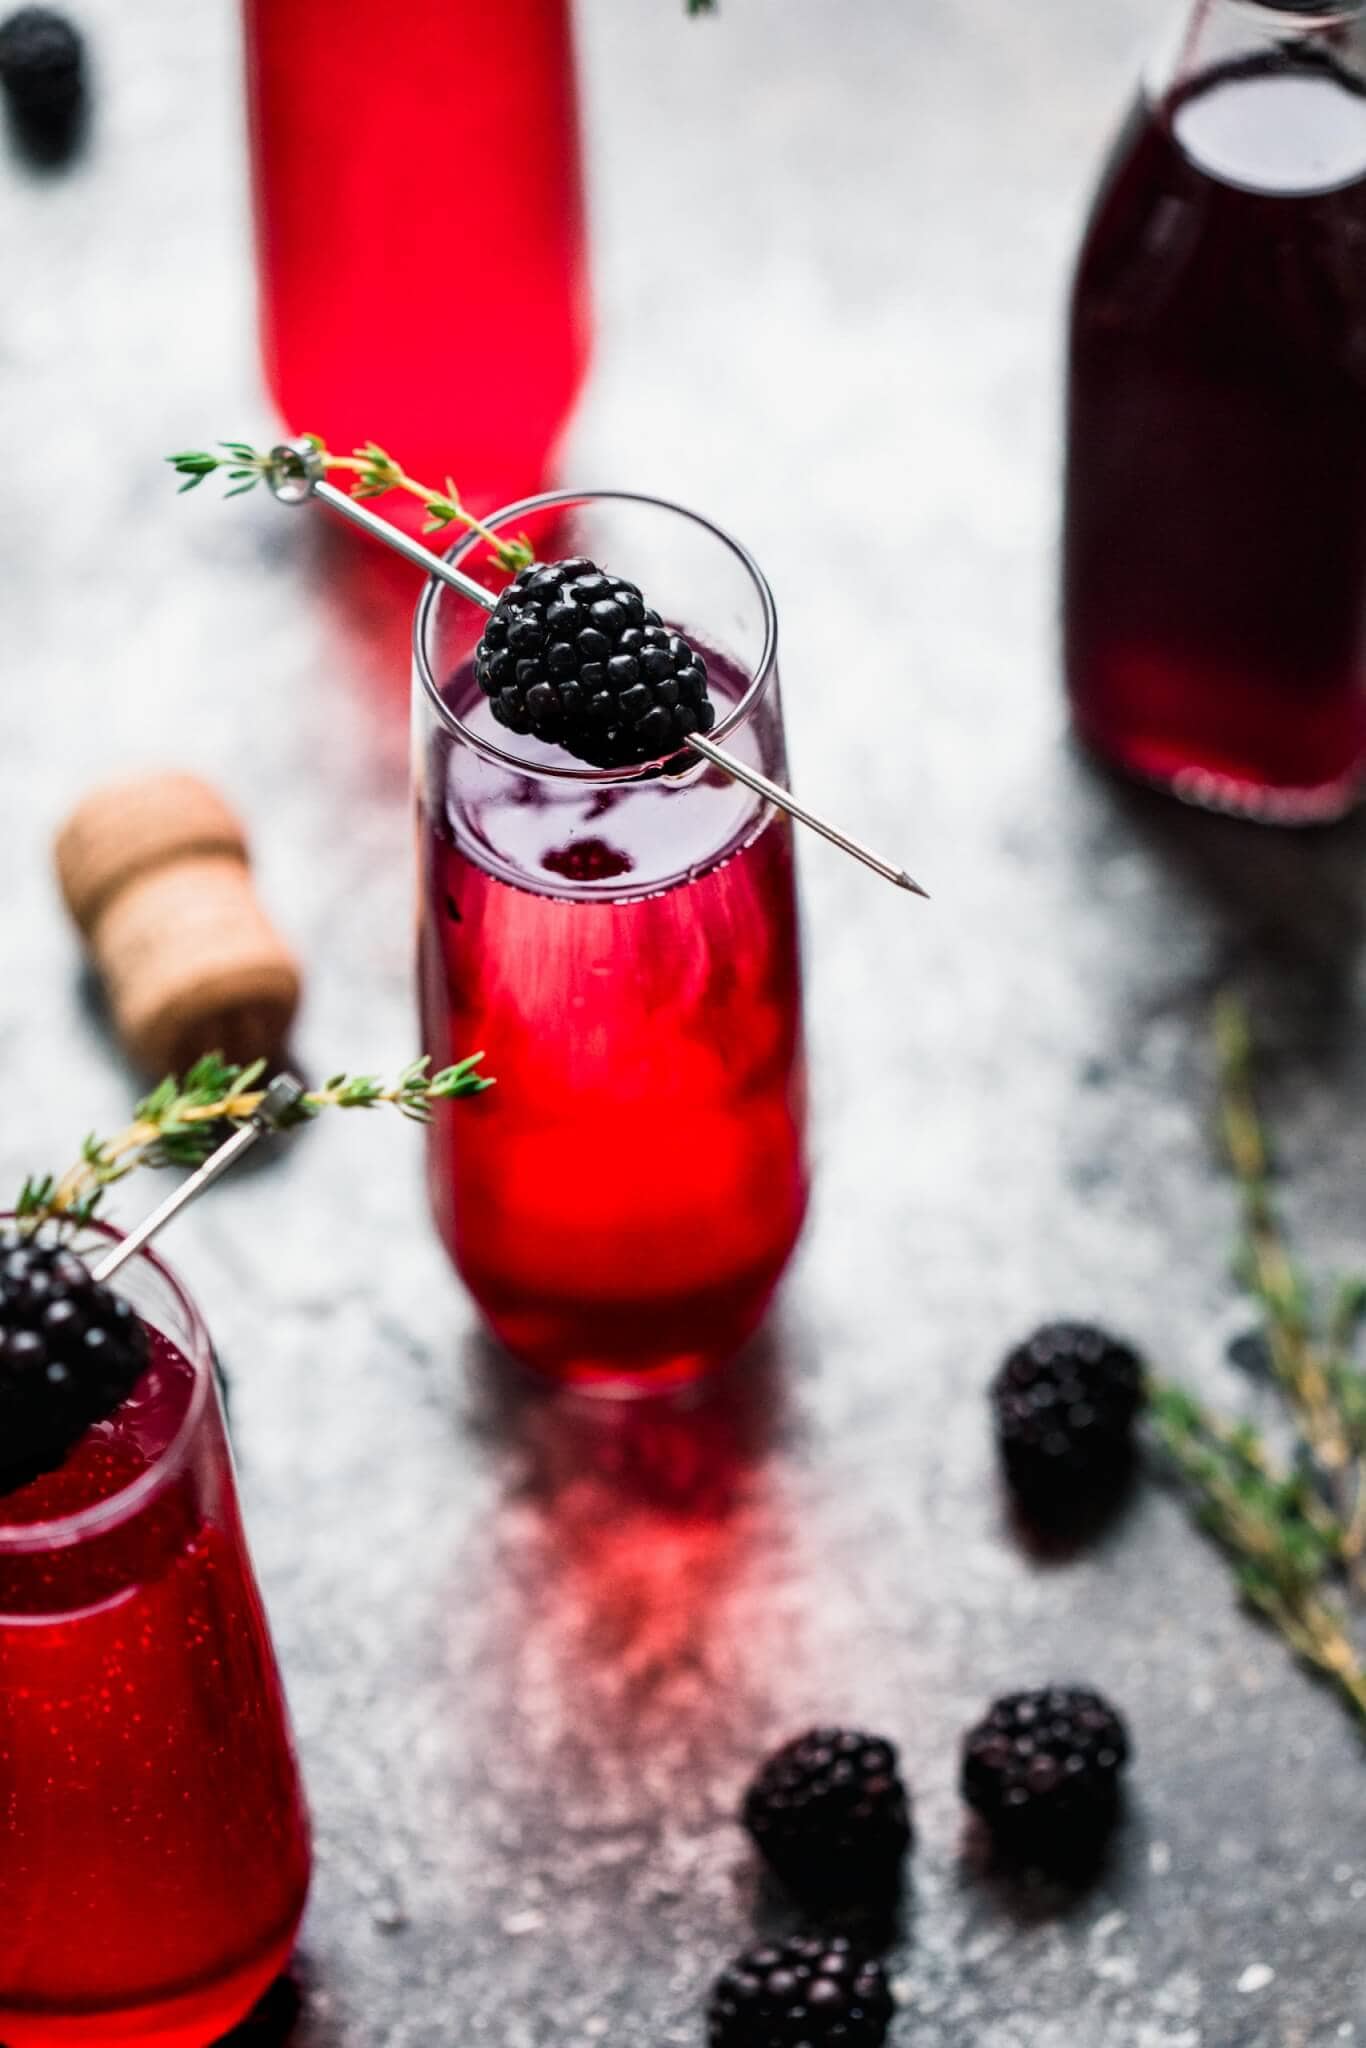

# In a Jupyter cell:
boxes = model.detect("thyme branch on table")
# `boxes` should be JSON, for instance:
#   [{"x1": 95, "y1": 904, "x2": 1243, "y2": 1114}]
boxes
[
  {"x1": 1149, "y1": 996, "x2": 1366, "y2": 1728},
  {"x1": 1149, "y1": 1380, "x2": 1366, "y2": 1724},
  {"x1": 166, "y1": 436, "x2": 534, "y2": 573},
  {"x1": 16, "y1": 1051, "x2": 491, "y2": 1230}
]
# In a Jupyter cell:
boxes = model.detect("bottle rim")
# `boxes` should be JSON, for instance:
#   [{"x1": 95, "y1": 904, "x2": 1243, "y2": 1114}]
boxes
[{"x1": 1238, "y1": 0, "x2": 1362, "y2": 18}]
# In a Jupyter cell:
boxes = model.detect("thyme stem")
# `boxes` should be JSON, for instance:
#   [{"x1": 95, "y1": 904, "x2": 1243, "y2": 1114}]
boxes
[
  {"x1": 1148, "y1": 998, "x2": 1366, "y2": 1728},
  {"x1": 1214, "y1": 994, "x2": 1366, "y2": 1557},
  {"x1": 18, "y1": 1053, "x2": 491, "y2": 1230},
  {"x1": 167, "y1": 437, "x2": 534, "y2": 573},
  {"x1": 1150, "y1": 1377, "x2": 1366, "y2": 1727}
]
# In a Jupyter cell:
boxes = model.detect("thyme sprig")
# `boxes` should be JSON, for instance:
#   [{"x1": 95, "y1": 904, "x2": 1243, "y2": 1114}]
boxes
[
  {"x1": 167, "y1": 436, "x2": 534, "y2": 573},
  {"x1": 1150, "y1": 1380, "x2": 1366, "y2": 1724},
  {"x1": 1149, "y1": 997, "x2": 1366, "y2": 1727},
  {"x1": 16, "y1": 1051, "x2": 491, "y2": 1230},
  {"x1": 1213, "y1": 993, "x2": 1366, "y2": 1576}
]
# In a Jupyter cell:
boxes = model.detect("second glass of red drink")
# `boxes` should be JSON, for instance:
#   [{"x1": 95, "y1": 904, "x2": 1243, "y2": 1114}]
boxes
[
  {"x1": 0, "y1": 1225, "x2": 310, "y2": 2048},
  {"x1": 414, "y1": 492, "x2": 810, "y2": 1394}
]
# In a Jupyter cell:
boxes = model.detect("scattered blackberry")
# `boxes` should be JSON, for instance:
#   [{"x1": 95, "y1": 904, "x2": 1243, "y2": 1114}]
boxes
[
  {"x1": 0, "y1": 1231, "x2": 149, "y2": 1490},
  {"x1": 742, "y1": 1728, "x2": 912, "y2": 1899},
  {"x1": 961, "y1": 1684, "x2": 1130, "y2": 1868},
  {"x1": 992, "y1": 1321, "x2": 1144, "y2": 1514},
  {"x1": 0, "y1": 8, "x2": 85, "y2": 152},
  {"x1": 473, "y1": 556, "x2": 716, "y2": 769},
  {"x1": 707, "y1": 1934, "x2": 894, "y2": 2048}
]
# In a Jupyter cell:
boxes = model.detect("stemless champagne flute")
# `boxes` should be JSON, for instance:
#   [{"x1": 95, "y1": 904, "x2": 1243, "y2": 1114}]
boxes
[
  {"x1": 414, "y1": 491, "x2": 810, "y2": 1394},
  {"x1": 0, "y1": 1225, "x2": 311, "y2": 2048}
]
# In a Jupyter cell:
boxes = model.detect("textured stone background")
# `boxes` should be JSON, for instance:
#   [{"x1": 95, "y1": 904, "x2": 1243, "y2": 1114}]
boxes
[{"x1": 3, "y1": 3, "x2": 1366, "y2": 2044}]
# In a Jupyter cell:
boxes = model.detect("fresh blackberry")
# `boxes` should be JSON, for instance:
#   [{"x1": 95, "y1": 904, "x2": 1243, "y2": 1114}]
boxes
[
  {"x1": 707, "y1": 1934, "x2": 893, "y2": 2048},
  {"x1": 992, "y1": 1321, "x2": 1144, "y2": 1514},
  {"x1": 0, "y1": 1231, "x2": 149, "y2": 1490},
  {"x1": 742, "y1": 1728, "x2": 912, "y2": 1899},
  {"x1": 473, "y1": 556, "x2": 716, "y2": 769},
  {"x1": 540, "y1": 836, "x2": 633, "y2": 883},
  {"x1": 0, "y1": 8, "x2": 84, "y2": 146},
  {"x1": 961, "y1": 1684, "x2": 1130, "y2": 1867}
]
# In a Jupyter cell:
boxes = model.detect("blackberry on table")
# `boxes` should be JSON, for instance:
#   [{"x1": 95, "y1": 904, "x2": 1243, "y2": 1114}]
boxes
[
  {"x1": 0, "y1": 1231, "x2": 149, "y2": 1490},
  {"x1": 707, "y1": 1934, "x2": 894, "y2": 2048},
  {"x1": 992, "y1": 1321, "x2": 1144, "y2": 1515},
  {"x1": 961, "y1": 1684, "x2": 1130, "y2": 1868},
  {"x1": 0, "y1": 8, "x2": 85, "y2": 149},
  {"x1": 473, "y1": 556, "x2": 716, "y2": 769},
  {"x1": 742, "y1": 1727, "x2": 912, "y2": 1899}
]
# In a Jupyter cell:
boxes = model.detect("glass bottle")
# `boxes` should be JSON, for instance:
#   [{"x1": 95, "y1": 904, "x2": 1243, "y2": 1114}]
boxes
[
  {"x1": 414, "y1": 491, "x2": 810, "y2": 1395},
  {"x1": 1063, "y1": 1, "x2": 1366, "y2": 821},
  {"x1": 242, "y1": 0, "x2": 591, "y2": 519}
]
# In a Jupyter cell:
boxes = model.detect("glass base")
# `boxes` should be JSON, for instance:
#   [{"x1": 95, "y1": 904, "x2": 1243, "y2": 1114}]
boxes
[
  {"x1": 1074, "y1": 719, "x2": 1366, "y2": 826},
  {"x1": 466, "y1": 1259, "x2": 797, "y2": 1400},
  {"x1": 0, "y1": 1933, "x2": 299, "y2": 2048}
]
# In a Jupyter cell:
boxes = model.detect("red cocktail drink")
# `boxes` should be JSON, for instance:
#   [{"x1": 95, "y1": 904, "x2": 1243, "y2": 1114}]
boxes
[
  {"x1": 0, "y1": 1236, "x2": 310, "y2": 2048},
  {"x1": 415, "y1": 494, "x2": 810, "y2": 1392}
]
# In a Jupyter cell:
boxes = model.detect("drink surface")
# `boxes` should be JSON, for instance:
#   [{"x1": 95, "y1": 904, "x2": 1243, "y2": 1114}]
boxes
[
  {"x1": 243, "y1": 0, "x2": 590, "y2": 514},
  {"x1": 1064, "y1": 51, "x2": 1366, "y2": 816},
  {"x1": 420, "y1": 663, "x2": 809, "y2": 1389},
  {"x1": 0, "y1": 1333, "x2": 310, "y2": 2048}
]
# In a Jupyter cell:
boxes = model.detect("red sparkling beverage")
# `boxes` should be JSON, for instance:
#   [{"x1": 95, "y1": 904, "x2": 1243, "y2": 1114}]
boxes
[
  {"x1": 0, "y1": 1246, "x2": 310, "y2": 2048},
  {"x1": 1064, "y1": 5, "x2": 1366, "y2": 819},
  {"x1": 242, "y1": 0, "x2": 590, "y2": 516},
  {"x1": 415, "y1": 495, "x2": 810, "y2": 1393}
]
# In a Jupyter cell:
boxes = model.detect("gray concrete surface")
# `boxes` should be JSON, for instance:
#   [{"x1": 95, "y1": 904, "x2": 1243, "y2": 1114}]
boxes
[{"x1": 2, "y1": 3, "x2": 1365, "y2": 2043}]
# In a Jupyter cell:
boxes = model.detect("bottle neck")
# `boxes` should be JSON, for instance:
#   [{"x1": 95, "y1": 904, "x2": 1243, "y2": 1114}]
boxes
[
  {"x1": 1153, "y1": 0, "x2": 1366, "y2": 100},
  {"x1": 1145, "y1": 0, "x2": 1366, "y2": 196}
]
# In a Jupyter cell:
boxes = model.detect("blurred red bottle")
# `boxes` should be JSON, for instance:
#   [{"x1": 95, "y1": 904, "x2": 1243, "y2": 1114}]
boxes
[
  {"x1": 1064, "y1": 0, "x2": 1366, "y2": 821},
  {"x1": 243, "y1": 0, "x2": 591, "y2": 515}
]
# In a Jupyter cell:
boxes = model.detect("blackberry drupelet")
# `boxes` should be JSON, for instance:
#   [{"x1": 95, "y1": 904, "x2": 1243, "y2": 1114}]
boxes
[
  {"x1": 0, "y1": 1231, "x2": 149, "y2": 1490},
  {"x1": 961, "y1": 1684, "x2": 1130, "y2": 1867},
  {"x1": 473, "y1": 556, "x2": 716, "y2": 769},
  {"x1": 707, "y1": 1934, "x2": 894, "y2": 2048},
  {"x1": 992, "y1": 1321, "x2": 1144, "y2": 1514},
  {"x1": 742, "y1": 1728, "x2": 912, "y2": 1899},
  {"x1": 0, "y1": 8, "x2": 84, "y2": 138}
]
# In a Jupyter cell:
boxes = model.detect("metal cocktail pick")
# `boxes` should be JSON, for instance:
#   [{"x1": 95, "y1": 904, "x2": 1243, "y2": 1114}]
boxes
[
  {"x1": 266, "y1": 439, "x2": 929, "y2": 899},
  {"x1": 90, "y1": 1074, "x2": 306, "y2": 1285}
]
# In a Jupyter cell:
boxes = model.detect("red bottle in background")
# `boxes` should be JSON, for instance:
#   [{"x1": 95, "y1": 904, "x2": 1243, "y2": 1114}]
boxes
[
  {"x1": 1064, "y1": 0, "x2": 1366, "y2": 821},
  {"x1": 242, "y1": 0, "x2": 591, "y2": 515}
]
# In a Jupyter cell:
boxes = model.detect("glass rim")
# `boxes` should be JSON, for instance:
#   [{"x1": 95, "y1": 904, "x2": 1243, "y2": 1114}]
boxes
[
  {"x1": 412, "y1": 487, "x2": 780, "y2": 785},
  {"x1": 0, "y1": 1218, "x2": 213, "y2": 1556}
]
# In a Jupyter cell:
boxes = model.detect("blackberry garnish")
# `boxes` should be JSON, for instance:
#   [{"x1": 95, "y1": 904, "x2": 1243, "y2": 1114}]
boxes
[
  {"x1": 992, "y1": 1321, "x2": 1144, "y2": 1515},
  {"x1": 0, "y1": 8, "x2": 85, "y2": 153},
  {"x1": 473, "y1": 556, "x2": 716, "y2": 769},
  {"x1": 0, "y1": 1231, "x2": 149, "y2": 1490},
  {"x1": 541, "y1": 836, "x2": 634, "y2": 884},
  {"x1": 707, "y1": 1934, "x2": 894, "y2": 2048},
  {"x1": 742, "y1": 1728, "x2": 912, "y2": 1900},
  {"x1": 961, "y1": 1684, "x2": 1130, "y2": 1868}
]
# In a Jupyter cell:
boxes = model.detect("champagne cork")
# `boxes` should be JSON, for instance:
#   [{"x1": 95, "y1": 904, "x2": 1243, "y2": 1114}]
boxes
[{"x1": 54, "y1": 773, "x2": 301, "y2": 1077}]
